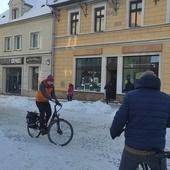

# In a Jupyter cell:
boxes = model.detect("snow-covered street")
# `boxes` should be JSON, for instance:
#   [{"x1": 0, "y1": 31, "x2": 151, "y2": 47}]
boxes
[{"x1": 0, "y1": 95, "x2": 170, "y2": 170}]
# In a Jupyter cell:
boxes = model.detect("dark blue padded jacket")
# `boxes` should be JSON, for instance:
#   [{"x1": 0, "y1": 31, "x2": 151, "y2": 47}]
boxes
[{"x1": 110, "y1": 75, "x2": 170, "y2": 150}]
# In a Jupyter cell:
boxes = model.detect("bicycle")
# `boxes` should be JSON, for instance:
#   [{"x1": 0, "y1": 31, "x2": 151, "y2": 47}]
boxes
[
  {"x1": 137, "y1": 150, "x2": 170, "y2": 170},
  {"x1": 26, "y1": 104, "x2": 74, "y2": 146}
]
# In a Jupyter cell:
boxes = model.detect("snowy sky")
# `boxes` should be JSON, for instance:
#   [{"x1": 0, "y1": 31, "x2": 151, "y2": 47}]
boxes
[{"x1": 0, "y1": 0, "x2": 9, "y2": 14}]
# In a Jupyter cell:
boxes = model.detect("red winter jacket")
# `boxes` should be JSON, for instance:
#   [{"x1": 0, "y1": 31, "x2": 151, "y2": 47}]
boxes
[{"x1": 67, "y1": 84, "x2": 74, "y2": 97}]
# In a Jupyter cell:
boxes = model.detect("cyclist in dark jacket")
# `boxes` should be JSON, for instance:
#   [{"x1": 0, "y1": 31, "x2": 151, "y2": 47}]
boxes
[{"x1": 110, "y1": 71, "x2": 170, "y2": 170}]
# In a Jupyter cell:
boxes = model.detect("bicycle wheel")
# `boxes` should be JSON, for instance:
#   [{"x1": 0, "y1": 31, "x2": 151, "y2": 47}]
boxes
[
  {"x1": 137, "y1": 162, "x2": 150, "y2": 170},
  {"x1": 27, "y1": 121, "x2": 41, "y2": 138},
  {"x1": 48, "y1": 119, "x2": 73, "y2": 146}
]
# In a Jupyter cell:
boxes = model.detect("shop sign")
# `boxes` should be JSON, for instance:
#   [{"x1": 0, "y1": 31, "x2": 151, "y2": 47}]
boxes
[
  {"x1": 122, "y1": 44, "x2": 162, "y2": 54},
  {"x1": 0, "y1": 57, "x2": 23, "y2": 65},
  {"x1": 26, "y1": 57, "x2": 42, "y2": 64},
  {"x1": 74, "y1": 48, "x2": 103, "y2": 56}
]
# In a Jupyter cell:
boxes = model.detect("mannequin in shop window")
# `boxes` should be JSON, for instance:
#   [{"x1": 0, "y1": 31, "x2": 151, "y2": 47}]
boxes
[{"x1": 123, "y1": 78, "x2": 134, "y2": 93}]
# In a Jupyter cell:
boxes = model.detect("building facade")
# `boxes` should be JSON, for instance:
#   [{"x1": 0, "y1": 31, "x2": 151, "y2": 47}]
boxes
[
  {"x1": 0, "y1": 0, "x2": 53, "y2": 96},
  {"x1": 49, "y1": 0, "x2": 170, "y2": 101}
]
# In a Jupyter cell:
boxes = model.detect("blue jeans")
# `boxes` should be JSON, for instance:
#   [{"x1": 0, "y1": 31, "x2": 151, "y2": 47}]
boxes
[{"x1": 119, "y1": 148, "x2": 167, "y2": 170}]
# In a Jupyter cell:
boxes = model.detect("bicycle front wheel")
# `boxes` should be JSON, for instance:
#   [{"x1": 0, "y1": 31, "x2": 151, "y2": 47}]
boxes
[{"x1": 48, "y1": 119, "x2": 73, "y2": 146}]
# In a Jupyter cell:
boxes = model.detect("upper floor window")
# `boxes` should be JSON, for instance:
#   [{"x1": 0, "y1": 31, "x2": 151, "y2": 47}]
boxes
[
  {"x1": 4, "y1": 36, "x2": 12, "y2": 51},
  {"x1": 94, "y1": 7, "x2": 105, "y2": 32},
  {"x1": 68, "y1": 9, "x2": 80, "y2": 35},
  {"x1": 14, "y1": 35, "x2": 22, "y2": 50},
  {"x1": 70, "y1": 12, "x2": 79, "y2": 34},
  {"x1": 30, "y1": 32, "x2": 39, "y2": 49},
  {"x1": 12, "y1": 8, "x2": 19, "y2": 19},
  {"x1": 129, "y1": 0, "x2": 142, "y2": 27}
]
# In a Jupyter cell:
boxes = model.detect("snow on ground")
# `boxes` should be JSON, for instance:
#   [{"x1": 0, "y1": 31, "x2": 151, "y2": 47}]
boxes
[{"x1": 0, "y1": 95, "x2": 170, "y2": 170}]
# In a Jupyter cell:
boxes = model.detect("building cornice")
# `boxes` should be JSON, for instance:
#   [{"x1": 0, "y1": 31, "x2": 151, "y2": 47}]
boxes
[
  {"x1": 0, "y1": 13, "x2": 52, "y2": 28},
  {"x1": 0, "y1": 51, "x2": 52, "y2": 58}
]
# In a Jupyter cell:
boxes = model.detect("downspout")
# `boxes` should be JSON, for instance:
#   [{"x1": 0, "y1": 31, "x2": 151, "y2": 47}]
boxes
[
  {"x1": 51, "y1": 8, "x2": 56, "y2": 76},
  {"x1": 46, "y1": 0, "x2": 55, "y2": 75}
]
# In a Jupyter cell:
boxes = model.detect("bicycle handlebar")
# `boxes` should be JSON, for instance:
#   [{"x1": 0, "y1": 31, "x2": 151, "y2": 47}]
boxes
[{"x1": 54, "y1": 103, "x2": 62, "y2": 113}]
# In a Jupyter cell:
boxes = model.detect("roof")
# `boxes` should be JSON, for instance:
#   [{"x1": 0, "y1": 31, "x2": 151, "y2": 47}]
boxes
[
  {"x1": 47, "y1": 0, "x2": 83, "y2": 8},
  {"x1": 0, "y1": 0, "x2": 52, "y2": 25}
]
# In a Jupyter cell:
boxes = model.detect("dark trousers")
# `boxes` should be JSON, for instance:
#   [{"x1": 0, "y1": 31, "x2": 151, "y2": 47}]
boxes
[
  {"x1": 67, "y1": 96, "x2": 72, "y2": 101},
  {"x1": 106, "y1": 96, "x2": 110, "y2": 104},
  {"x1": 36, "y1": 102, "x2": 52, "y2": 129},
  {"x1": 119, "y1": 148, "x2": 167, "y2": 170}
]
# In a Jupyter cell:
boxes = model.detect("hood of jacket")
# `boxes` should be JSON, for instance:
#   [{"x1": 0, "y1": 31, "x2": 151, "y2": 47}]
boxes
[{"x1": 135, "y1": 74, "x2": 161, "y2": 90}]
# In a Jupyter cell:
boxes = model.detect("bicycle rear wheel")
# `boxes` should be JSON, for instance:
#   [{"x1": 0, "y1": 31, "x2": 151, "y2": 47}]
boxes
[
  {"x1": 48, "y1": 119, "x2": 73, "y2": 146},
  {"x1": 27, "y1": 121, "x2": 41, "y2": 138}
]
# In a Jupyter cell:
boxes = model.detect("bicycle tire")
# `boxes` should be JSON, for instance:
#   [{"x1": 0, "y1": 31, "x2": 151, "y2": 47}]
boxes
[
  {"x1": 27, "y1": 120, "x2": 41, "y2": 138},
  {"x1": 138, "y1": 162, "x2": 150, "y2": 170},
  {"x1": 48, "y1": 119, "x2": 73, "y2": 146}
]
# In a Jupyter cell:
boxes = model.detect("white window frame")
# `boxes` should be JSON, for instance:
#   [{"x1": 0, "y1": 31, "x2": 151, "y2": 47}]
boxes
[
  {"x1": 166, "y1": 0, "x2": 170, "y2": 23},
  {"x1": 12, "y1": 8, "x2": 19, "y2": 19},
  {"x1": 68, "y1": 9, "x2": 81, "y2": 35},
  {"x1": 91, "y1": 3, "x2": 107, "y2": 33},
  {"x1": 4, "y1": 36, "x2": 12, "y2": 51},
  {"x1": 126, "y1": 0, "x2": 145, "y2": 28},
  {"x1": 14, "y1": 35, "x2": 22, "y2": 50},
  {"x1": 30, "y1": 32, "x2": 39, "y2": 49}
]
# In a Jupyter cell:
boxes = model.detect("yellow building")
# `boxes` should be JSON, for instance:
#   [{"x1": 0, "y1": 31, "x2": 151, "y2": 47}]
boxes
[{"x1": 48, "y1": 0, "x2": 170, "y2": 101}]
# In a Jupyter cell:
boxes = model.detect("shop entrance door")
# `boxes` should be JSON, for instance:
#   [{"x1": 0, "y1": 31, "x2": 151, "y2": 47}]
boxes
[
  {"x1": 106, "y1": 57, "x2": 117, "y2": 99},
  {"x1": 6, "y1": 68, "x2": 22, "y2": 94}
]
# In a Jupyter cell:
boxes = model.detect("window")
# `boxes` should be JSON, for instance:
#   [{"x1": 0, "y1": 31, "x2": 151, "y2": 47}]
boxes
[
  {"x1": 94, "y1": 7, "x2": 105, "y2": 32},
  {"x1": 123, "y1": 55, "x2": 159, "y2": 91},
  {"x1": 12, "y1": 8, "x2": 19, "y2": 19},
  {"x1": 32, "y1": 67, "x2": 39, "y2": 90},
  {"x1": 75, "y1": 58, "x2": 101, "y2": 92},
  {"x1": 30, "y1": 32, "x2": 39, "y2": 48},
  {"x1": 129, "y1": 0, "x2": 142, "y2": 27},
  {"x1": 70, "y1": 12, "x2": 79, "y2": 35},
  {"x1": 14, "y1": 35, "x2": 22, "y2": 50},
  {"x1": 4, "y1": 36, "x2": 12, "y2": 51}
]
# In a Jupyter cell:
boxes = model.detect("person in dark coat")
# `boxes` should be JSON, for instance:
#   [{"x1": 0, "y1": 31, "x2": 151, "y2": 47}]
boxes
[
  {"x1": 104, "y1": 82, "x2": 113, "y2": 104},
  {"x1": 67, "y1": 83, "x2": 74, "y2": 101},
  {"x1": 110, "y1": 71, "x2": 170, "y2": 170},
  {"x1": 123, "y1": 78, "x2": 134, "y2": 93},
  {"x1": 36, "y1": 75, "x2": 61, "y2": 134}
]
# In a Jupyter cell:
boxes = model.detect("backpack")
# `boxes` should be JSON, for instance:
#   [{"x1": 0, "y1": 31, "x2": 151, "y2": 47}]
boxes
[{"x1": 26, "y1": 111, "x2": 39, "y2": 128}]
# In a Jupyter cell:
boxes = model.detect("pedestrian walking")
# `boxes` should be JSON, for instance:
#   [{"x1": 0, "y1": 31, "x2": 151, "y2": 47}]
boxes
[{"x1": 104, "y1": 82, "x2": 113, "y2": 104}]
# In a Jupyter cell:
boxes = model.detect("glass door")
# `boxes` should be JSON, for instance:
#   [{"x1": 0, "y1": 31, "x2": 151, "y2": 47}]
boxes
[{"x1": 6, "y1": 68, "x2": 22, "y2": 94}]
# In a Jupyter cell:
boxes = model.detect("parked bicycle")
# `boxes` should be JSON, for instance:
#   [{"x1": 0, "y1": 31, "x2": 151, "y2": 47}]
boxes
[{"x1": 26, "y1": 104, "x2": 73, "y2": 146}]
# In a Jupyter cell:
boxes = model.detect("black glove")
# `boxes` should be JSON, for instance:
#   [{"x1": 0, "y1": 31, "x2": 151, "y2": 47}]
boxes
[{"x1": 55, "y1": 101, "x2": 62, "y2": 106}]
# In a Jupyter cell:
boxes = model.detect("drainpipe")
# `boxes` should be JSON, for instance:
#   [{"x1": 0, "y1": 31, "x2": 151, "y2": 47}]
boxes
[
  {"x1": 46, "y1": 0, "x2": 55, "y2": 76},
  {"x1": 51, "y1": 8, "x2": 56, "y2": 76}
]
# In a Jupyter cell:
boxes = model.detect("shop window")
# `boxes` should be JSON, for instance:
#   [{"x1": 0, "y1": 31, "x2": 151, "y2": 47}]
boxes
[
  {"x1": 30, "y1": 32, "x2": 39, "y2": 49},
  {"x1": 4, "y1": 36, "x2": 12, "y2": 51},
  {"x1": 69, "y1": 11, "x2": 80, "y2": 35},
  {"x1": 75, "y1": 58, "x2": 101, "y2": 92},
  {"x1": 12, "y1": 8, "x2": 19, "y2": 19},
  {"x1": 14, "y1": 35, "x2": 22, "y2": 50},
  {"x1": 129, "y1": 0, "x2": 142, "y2": 27},
  {"x1": 123, "y1": 55, "x2": 159, "y2": 92},
  {"x1": 32, "y1": 67, "x2": 39, "y2": 90}
]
